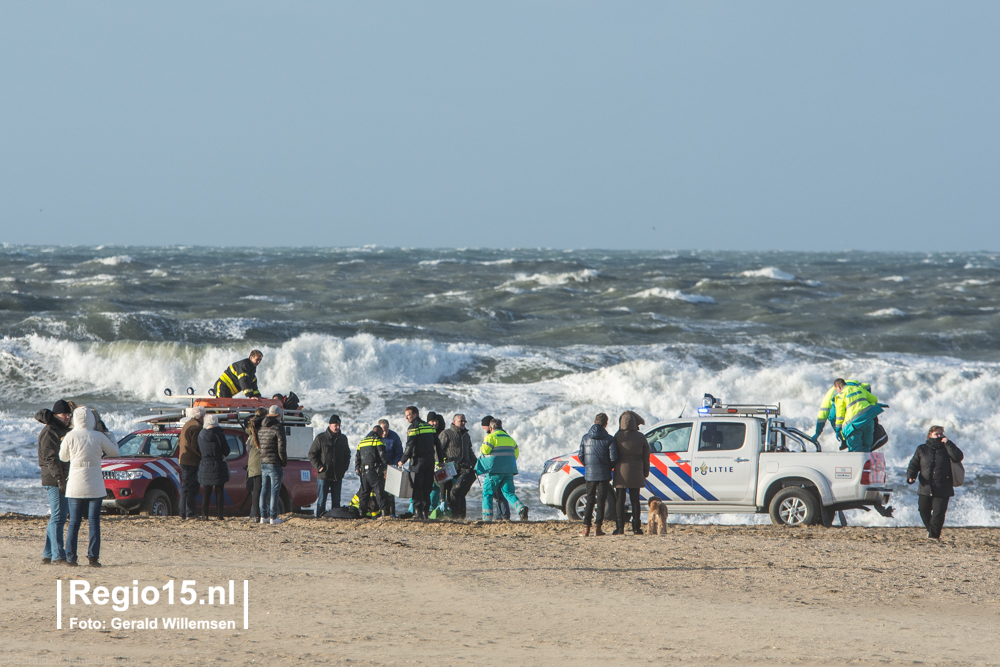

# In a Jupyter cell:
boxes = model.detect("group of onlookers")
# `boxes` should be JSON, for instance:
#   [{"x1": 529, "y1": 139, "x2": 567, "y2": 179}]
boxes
[
  {"x1": 178, "y1": 404, "x2": 289, "y2": 524},
  {"x1": 577, "y1": 411, "x2": 651, "y2": 536}
]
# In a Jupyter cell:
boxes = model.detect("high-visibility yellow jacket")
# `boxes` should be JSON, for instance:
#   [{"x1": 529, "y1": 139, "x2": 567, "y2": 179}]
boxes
[
  {"x1": 477, "y1": 429, "x2": 519, "y2": 475},
  {"x1": 816, "y1": 386, "x2": 838, "y2": 424},
  {"x1": 835, "y1": 381, "x2": 878, "y2": 429}
]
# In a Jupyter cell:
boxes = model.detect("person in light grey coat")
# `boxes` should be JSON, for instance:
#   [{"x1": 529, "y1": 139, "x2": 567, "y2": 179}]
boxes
[{"x1": 578, "y1": 413, "x2": 618, "y2": 536}]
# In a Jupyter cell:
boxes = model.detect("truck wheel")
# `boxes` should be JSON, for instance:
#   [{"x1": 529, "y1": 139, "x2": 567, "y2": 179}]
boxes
[
  {"x1": 769, "y1": 487, "x2": 817, "y2": 527},
  {"x1": 141, "y1": 490, "x2": 172, "y2": 517},
  {"x1": 565, "y1": 485, "x2": 587, "y2": 521},
  {"x1": 565, "y1": 485, "x2": 620, "y2": 524}
]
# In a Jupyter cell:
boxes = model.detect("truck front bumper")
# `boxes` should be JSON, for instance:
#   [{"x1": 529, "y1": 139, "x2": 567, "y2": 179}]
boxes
[{"x1": 538, "y1": 472, "x2": 564, "y2": 509}]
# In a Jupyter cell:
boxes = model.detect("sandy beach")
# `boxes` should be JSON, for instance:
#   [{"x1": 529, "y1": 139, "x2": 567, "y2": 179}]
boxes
[{"x1": 2, "y1": 514, "x2": 999, "y2": 666}]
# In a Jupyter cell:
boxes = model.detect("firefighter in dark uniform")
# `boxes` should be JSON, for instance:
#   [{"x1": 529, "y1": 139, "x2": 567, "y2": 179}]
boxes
[
  {"x1": 399, "y1": 406, "x2": 445, "y2": 521},
  {"x1": 213, "y1": 350, "x2": 263, "y2": 398},
  {"x1": 355, "y1": 425, "x2": 391, "y2": 518}
]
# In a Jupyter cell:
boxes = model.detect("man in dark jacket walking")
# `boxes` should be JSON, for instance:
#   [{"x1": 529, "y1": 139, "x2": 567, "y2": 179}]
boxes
[
  {"x1": 907, "y1": 425, "x2": 964, "y2": 539},
  {"x1": 399, "y1": 407, "x2": 445, "y2": 521},
  {"x1": 579, "y1": 413, "x2": 618, "y2": 537},
  {"x1": 37, "y1": 400, "x2": 72, "y2": 563},
  {"x1": 258, "y1": 405, "x2": 287, "y2": 524},
  {"x1": 308, "y1": 414, "x2": 352, "y2": 518},
  {"x1": 177, "y1": 407, "x2": 204, "y2": 520},
  {"x1": 439, "y1": 414, "x2": 477, "y2": 520}
]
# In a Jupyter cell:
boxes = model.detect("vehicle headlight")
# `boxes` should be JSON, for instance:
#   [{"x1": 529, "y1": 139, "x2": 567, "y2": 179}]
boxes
[
  {"x1": 108, "y1": 469, "x2": 145, "y2": 480},
  {"x1": 542, "y1": 459, "x2": 565, "y2": 475}
]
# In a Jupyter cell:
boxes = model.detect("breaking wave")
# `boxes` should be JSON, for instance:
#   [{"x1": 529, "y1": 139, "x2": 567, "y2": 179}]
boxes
[{"x1": 741, "y1": 267, "x2": 796, "y2": 281}]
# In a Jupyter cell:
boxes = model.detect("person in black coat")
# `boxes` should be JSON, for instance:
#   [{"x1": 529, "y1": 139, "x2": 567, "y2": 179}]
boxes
[
  {"x1": 906, "y1": 425, "x2": 964, "y2": 539},
  {"x1": 197, "y1": 415, "x2": 231, "y2": 519},
  {"x1": 400, "y1": 407, "x2": 445, "y2": 521},
  {"x1": 308, "y1": 414, "x2": 352, "y2": 518}
]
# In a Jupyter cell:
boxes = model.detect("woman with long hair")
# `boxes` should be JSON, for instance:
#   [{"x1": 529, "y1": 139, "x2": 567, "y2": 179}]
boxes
[{"x1": 245, "y1": 407, "x2": 267, "y2": 523}]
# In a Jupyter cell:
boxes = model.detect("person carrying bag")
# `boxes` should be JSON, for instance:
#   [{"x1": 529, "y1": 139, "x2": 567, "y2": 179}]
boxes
[{"x1": 906, "y1": 425, "x2": 964, "y2": 540}]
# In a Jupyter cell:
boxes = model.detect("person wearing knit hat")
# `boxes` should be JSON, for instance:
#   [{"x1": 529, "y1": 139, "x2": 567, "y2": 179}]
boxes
[
  {"x1": 308, "y1": 414, "x2": 351, "y2": 518},
  {"x1": 36, "y1": 399, "x2": 73, "y2": 563}
]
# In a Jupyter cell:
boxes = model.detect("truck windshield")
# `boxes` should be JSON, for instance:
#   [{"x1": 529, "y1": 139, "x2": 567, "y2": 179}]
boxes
[
  {"x1": 115, "y1": 433, "x2": 179, "y2": 457},
  {"x1": 116, "y1": 433, "x2": 147, "y2": 457}
]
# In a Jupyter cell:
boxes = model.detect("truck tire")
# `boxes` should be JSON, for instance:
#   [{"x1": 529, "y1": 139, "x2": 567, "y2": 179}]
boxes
[
  {"x1": 769, "y1": 487, "x2": 818, "y2": 526},
  {"x1": 565, "y1": 485, "x2": 587, "y2": 520},
  {"x1": 565, "y1": 484, "x2": 618, "y2": 523},
  {"x1": 141, "y1": 490, "x2": 172, "y2": 517}
]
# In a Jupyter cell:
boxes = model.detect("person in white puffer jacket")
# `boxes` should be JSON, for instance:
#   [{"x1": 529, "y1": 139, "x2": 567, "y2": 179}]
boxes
[{"x1": 59, "y1": 407, "x2": 119, "y2": 567}]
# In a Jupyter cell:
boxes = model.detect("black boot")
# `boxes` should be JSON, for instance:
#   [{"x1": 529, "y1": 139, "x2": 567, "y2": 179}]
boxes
[{"x1": 88, "y1": 557, "x2": 102, "y2": 567}]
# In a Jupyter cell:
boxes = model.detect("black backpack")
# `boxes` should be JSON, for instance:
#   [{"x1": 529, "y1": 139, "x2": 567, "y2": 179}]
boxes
[{"x1": 871, "y1": 418, "x2": 888, "y2": 451}]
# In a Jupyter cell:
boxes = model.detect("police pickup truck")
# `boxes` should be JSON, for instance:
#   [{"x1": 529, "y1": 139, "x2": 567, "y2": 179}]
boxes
[{"x1": 538, "y1": 397, "x2": 893, "y2": 526}]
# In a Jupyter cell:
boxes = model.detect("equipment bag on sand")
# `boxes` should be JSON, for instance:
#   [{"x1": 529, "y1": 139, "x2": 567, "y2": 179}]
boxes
[{"x1": 323, "y1": 507, "x2": 355, "y2": 519}]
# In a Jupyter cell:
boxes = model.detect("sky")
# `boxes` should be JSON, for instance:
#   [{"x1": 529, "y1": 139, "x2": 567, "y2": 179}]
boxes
[{"x1": 1, "y1": 2, "x2": 998, "y2": 252}]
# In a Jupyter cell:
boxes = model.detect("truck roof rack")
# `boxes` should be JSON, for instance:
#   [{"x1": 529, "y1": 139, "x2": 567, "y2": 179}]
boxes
[
  {"x1": 137, "y1": 410, "x2": 312, "y2": 427},
  {"x1": 698, "y1": 404, "x2": 780, "y2": 417}
]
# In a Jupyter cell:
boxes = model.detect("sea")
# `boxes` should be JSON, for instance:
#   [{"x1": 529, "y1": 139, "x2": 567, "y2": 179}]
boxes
[{"x1": 2, "y1": 245, "x2": 999, "y2": 526}]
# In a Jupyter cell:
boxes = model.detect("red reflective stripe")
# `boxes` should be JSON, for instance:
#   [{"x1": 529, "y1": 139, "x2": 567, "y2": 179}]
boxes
[
  {"x1": 665, "y1": 452, "x2": 691, "y2": 476},
  {"x1": 649, "y1": 456, "x2": 672, "y2": 478}
]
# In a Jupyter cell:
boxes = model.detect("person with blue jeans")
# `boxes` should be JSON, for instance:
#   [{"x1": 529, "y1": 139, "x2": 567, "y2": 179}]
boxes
[
  {"x1": 36, "y1": 400, "x2": 72, "y2": 564},
  {"x1": 257, "y1": 405, "x2": 287, "y2": 524},
  {"x1": 476, "y1": 418, "x2": 528, "y2": 522},
  {"x1": 308, "y1": 414, "x2": 351, "y2": 518},
  {"x1": 59, "y1": 407, "x2": 119, "y2": 566}
]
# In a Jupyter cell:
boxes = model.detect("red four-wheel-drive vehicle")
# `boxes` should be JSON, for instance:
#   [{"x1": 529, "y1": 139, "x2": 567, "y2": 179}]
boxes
[{"x1": 101, "y1": 397, "x2": 318, "y2": 517}]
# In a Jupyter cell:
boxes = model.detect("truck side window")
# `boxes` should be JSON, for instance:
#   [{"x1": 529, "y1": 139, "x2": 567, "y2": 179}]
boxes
[
  {"x1": 148, "y1": 435, "x2": 178, "y2": 455},
  {"x1": 225, "y1": 434, "x2": 244, "y2": 460},
  {"x1": 698, "y1": 423, "x2": 747, "y2": 451},
  {"x1": 646, "y1": 423, "x2": 692, "y2": 453}
]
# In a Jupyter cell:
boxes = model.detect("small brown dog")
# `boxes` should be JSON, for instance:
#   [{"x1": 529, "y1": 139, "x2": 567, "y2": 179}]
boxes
[{"x1": 646, "y1": 497, "x2": 669, "y2": 535}]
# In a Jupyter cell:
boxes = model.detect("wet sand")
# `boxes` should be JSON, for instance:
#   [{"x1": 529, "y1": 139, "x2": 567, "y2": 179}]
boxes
[{"x1": 2, "y1": 514, "x2": 999, "y2": 666}]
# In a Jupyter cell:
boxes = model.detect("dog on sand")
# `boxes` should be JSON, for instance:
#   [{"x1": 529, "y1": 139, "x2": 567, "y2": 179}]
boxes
[{"x1": 646, "y1": 497, "x2": 668, "y2": 535}]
